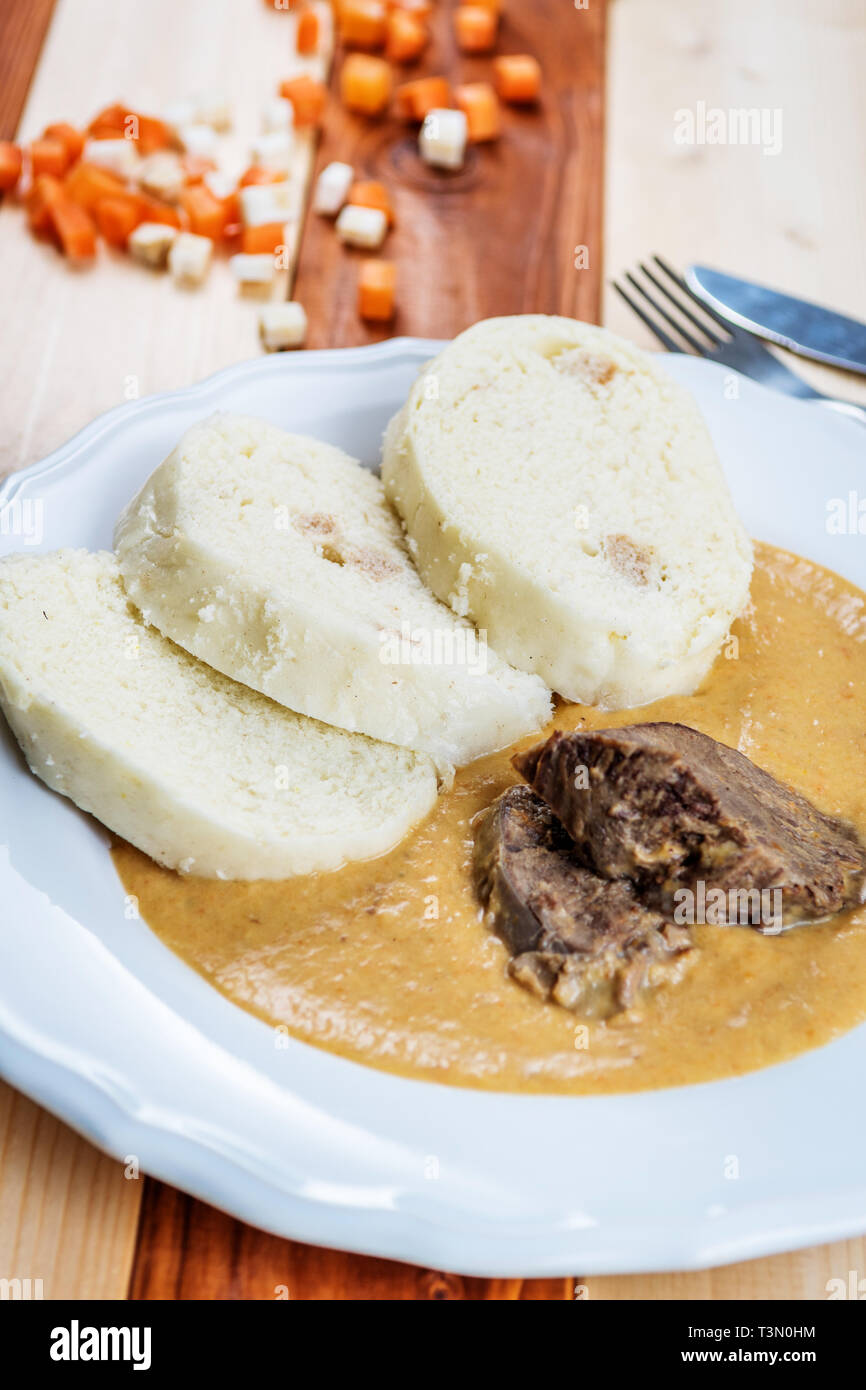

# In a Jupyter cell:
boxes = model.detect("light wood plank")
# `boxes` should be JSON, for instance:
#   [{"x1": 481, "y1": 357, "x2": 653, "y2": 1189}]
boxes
[
  {"x1": 597, "y1": 0, "x2": 866, "y2": 1301},
  {"x1": 0, "y1": 1081, "x2": 141, "y2": 1299},
  {"x1": 0, "y1": 0, "x2": 333, "y2": 479},
  {"x1": 604, "y1": 0, "x2": 866, "y2": 405}
]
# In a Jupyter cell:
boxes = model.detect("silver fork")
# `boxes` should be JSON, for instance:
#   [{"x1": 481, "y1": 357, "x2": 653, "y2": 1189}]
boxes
[{"x1": 612, "y1": 256, "x2": 866, "y2": 428}]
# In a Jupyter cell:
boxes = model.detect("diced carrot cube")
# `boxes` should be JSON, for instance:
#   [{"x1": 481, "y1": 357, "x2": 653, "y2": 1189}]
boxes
[
  {"x1": 394, "y1": 76, "x2": 451, "y2": 120},
  {"x1": 348, "y1": 179, "x2": 394, "y2": 225},
  {"x1": 385, "y1": 10, "x2": 427, "y2": 62},
  {"x1": 87, "y1": 104, "x2": 172, "y2": 154},
  {"x1": 48, "y1": 195, "x2": 97, "y2": 260},
  {"x1": 340, "y1": 54, "x2": 393, "y2": 115},
  {"x1": 138, "y1": 196, "x2": 182, "y2": 228},
  {"x1": 462, "y1": 0, "x2": 500, "y2": 10},
  {"x1": 0, "y1": 141, "x2": 23, "y2": 192},
  {"x1": 94, "y1": 194, "x2": 143, "y2": 247},
  {"x1": 43, "y1": 123, "x2": 85, "y2": 164},
  {"x1": 387, "y1": 0, "x2": 433, "y2": 19},
  {"x1": 264, "y1": 0, "x2": 297, "y2": 7},
  {"x1": 454, "y1": 5, "x2": 497, "y2": 53},
  {"x1": 239, "y1": 165, "x2": 288, "y2": 187},
  {"x1": 279, "y1": 74, "x2": 328, "y2": 127},
  {"x1": 340, "y1": 0, "x2": 387, "y2": 49},
  {"x1": 30, "y1": 137, "x2": 71, "y2": 178},
  {"x1": 454, "y1": 82, "x2": 501, "y2": 141},
  {"x1": 493, "y1": 54, "x2": 541, "y2": 104},
  {"x1": 241, "y1": 221, "x2": 286, "y2": 254},
  {"x1": 297, "y1": 8, "x2": 320, "y2": 53},
  {"x1": 358, "y1": 258, "x2": 395, "y2": 321},
  {"x1": 179, "y1": 183, "x2": 231, "y2": 239},
  {"x1": 26, "y1": 175, "x2": 63, "y2": 235},
  {"x1": 63, "y1": 162, "x2": 126, "y2": 213}
]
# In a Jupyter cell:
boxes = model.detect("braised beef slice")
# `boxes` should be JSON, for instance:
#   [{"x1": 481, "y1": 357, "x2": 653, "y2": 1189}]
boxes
[
  {"x1": 472, "y1": 785, "x2": 693, "y2": 1017},
  {"x1": 514, "y1": 722, "x2": 866, "y2": 926}
]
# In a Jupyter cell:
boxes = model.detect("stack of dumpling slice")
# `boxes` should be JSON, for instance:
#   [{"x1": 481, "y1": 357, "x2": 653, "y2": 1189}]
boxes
[{"x1": 0, "y1": 316, "x2": 752, "y2": 882}]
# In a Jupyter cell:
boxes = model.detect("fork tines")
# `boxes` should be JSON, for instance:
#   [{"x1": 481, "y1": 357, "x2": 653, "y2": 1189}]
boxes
[{"x1": 612, "y1": 255, "x2": 732, "y2": 356}]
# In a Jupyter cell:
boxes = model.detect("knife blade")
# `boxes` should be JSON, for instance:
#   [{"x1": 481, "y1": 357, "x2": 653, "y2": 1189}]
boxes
[{"x1": 687, "y1": 265, "x2": 866, "y2": 377}]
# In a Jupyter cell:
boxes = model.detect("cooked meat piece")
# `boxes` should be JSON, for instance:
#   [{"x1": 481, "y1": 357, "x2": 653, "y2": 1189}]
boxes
[
  {"x1": 472, "y1": 785, "x2": 693, "y2": 1017},
  {"x1": 514, "y1": 722, "x2": 866, "y2": 926}
]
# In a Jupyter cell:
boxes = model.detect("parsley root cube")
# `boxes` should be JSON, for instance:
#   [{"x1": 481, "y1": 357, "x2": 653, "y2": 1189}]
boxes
[
  {"x1": 229, "y1": 252, "x2": 276, "y2": 286},
  {"x1": 259, "y1": 301, "x2": 307, "y2": 350},
  {"x1": 385, "y1": 10, "x2": 428, "y2": 62},
  {"x1": 348, "y1": 179, "x2": 394, "y2": 224},
  {"x1": 394, "y1": 76, "x2": 451, "y2": 120},
  {"x1": 493, "y1": 54, "x2": 541, "y2": 104},
  {"x1": 455, "y1": 83, "x2": 500, "y2": 141},
  {"x1": 128, "y1": 221, "x2": 177, "y2": 267},
  {"x1": 313, "y1": 161, "x2": 353, "y2": 215},
  {"x1": 340, "y1": 1, "x2": 387, "y2": 50},
  {"x1": 341, "y1": 54, "x2": 393, "y2": 115},
  {"x1": 419, "y1": 108, "x2": 467, "y2": 170},
  {"x1": 358, "y1": 259, "x2": 395, "y2": 321},
  {"x1": 297, "y1": 9, "x2": 320, "y2": 54},
  {"x1": 168, "y1": 231, "x2": 213, "y2": 285},
  {"x1": 0, "y1": 141, "x2": 23, "y2": 192},
  {"x1": 454, "y1": 6, "x2": 497, "y2": 53},
  {"x1": 279, "y1": 75, "x2": 328, "y2": 127},
  {"x1": 336, "y1": 203, "x2": 388, "y2": 249}
]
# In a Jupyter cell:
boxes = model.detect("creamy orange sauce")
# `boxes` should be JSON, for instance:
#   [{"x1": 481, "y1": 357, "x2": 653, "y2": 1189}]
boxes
[{"x1": 113, "y1": 544, "x2": 866, "y2": 1094}]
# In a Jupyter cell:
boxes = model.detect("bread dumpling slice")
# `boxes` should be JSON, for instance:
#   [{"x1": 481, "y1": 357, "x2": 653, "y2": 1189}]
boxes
[
  {"x1": 382, "y1": 315, "x2": 753, "y2": 708},
  {"x1": 0, "y1": 550, "x2": 438, "y2": 880},
  {"x1": 115, "y1": 412, "x2": 551, "y2": 767}
]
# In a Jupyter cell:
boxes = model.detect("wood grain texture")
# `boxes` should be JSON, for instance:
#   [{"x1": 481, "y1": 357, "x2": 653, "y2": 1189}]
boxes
[
  {"x1": 129, "y1": 1184, "x2": 573, "y2": 1301},
  {"x1": 0, "y1": 0, "x2": 55, "y2": 141},
  {"x1": 294, "y1": 0, "x2": 605, "y2": 346},
  {"x1": 0, "y1": 1082, "x2": 141, "y2": 1300},
  {"x1": 0, "y1": 0, "x2": 333, "y2": 479}
]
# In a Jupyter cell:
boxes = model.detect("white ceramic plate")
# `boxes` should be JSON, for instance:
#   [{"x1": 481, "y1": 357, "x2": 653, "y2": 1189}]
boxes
[{"x1": 1, "y1": 340, "x2": 865, "y2": 1278}]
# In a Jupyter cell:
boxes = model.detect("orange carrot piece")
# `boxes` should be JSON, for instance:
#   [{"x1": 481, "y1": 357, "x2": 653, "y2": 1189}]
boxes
[
  {"x1": 64, "y1": 161, "x2": 127, "y2": 212},
  {"x1": 279, "y1": 74, "x2": 328, "y2": 127},
  {"x1": 87, "y1": 104, "x2": 172, "y2": 154},
  {"x1": 296, "y1": 8, "x2": 319, "y2": 53},
  {"x1": 454, "y1": 5, "x2": 497, "y2": 53},
  {"x1": 340, "y1": 0, "x2": 387, "y2": 50},
  {"x1": 387, "y1": 0, "x2": 433, "y2": 18},
  {"x1": 340, "y1": 54, "x2": 393, "y2": 115},
  {"x1": 348, "y1": 179, "x2": 394, "y2": 225},
  {"x1": 239, "y1": 165, "x2": 288, "y2": 187},
  {"x1": 43, "y1": 122, "x2": 85, "y2": 164},
  {"x1": 384, "y1": 9, "x2": 427, "y2": 62},
  {"x1": 94, "y1": 194, "x2": 143, "y2": 247},
  {"x1": 26, "y1": 175, "x2": 63, "y2": 235},
  {"x1": 138, "y1": 196, "x2": 182, "y2": 228},
  {"x1": 394, "y1": 76, "x2": 451, "y2": 120},
  {"x1": 241, "y1": 221, "x2": 287, "y2": 254},
  {"x1": 0, "y1": 141, "x2": 23, "y2": 192},
  {"x1": 48, "y1": 194, "x2": 97, "y2": 260},
  {"x1": 454, "y1": 82, "x2": 501, "y2": 141},
  {"x1": 30, "y1": 137, "x2": 71, "y2": 178},
  {"x1": 493, "y1": 53, "x2": 541, "y2": 104},
  {"x1": 358, "y1": 258, "x2": 395, "y2": 321},
  {"x1": 179, "y1": 183, "x2": 231, "y2": 239}
]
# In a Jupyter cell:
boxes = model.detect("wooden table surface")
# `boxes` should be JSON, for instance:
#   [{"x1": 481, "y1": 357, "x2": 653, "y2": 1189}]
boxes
[{"x1": 1, "y1": 0, "x2": 865, "y2": 1301}]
